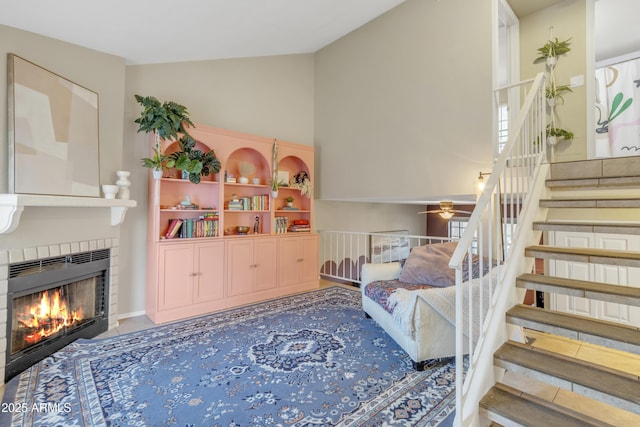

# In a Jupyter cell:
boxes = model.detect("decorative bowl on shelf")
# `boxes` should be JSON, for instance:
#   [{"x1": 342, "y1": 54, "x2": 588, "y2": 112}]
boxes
[
  {"x1": 101, "y1": 185, "x2": 119, "y2": 199},
  {"x1": 236, "y1": 226, "x2": 250, "y2": 234}
]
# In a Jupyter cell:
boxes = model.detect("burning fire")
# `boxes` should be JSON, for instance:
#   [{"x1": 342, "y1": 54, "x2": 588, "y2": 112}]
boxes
[{"x1": 20, "y1": 289, "x2": 83, "y2": 345}]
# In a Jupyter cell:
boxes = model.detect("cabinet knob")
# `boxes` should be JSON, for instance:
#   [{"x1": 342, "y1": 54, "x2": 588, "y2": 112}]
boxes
[{"x1": 297, "y1": 258, "x2": 303, "y2": 262}]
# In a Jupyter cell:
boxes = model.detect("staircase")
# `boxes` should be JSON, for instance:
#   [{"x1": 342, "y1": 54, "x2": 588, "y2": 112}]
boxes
[{"x1": 479, "y1": 156, "x2": 640, "y2": 426}]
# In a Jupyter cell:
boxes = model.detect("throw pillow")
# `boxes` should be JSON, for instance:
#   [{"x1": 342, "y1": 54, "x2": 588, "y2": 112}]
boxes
[{"x1": 398, "y1": 241, "x2": 458, "y2": 287}]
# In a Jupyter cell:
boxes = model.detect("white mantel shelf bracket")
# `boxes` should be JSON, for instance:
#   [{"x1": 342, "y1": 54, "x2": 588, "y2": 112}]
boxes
[{"x1": 0, "y1": 194, "x2": 137, "y2": 234}]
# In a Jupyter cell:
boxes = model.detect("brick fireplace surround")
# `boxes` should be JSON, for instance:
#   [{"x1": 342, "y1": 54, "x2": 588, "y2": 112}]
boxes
[{"x1": 0, "y1": 238, "x2": 120, "y2": 384}]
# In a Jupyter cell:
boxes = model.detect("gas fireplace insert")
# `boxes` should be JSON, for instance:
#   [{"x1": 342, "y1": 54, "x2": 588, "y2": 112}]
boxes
[{"x1": 6, "y1": 249, "x2": 110, "y2": 381}]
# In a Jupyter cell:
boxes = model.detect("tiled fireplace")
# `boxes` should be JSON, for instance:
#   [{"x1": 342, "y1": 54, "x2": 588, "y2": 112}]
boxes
[{"x1": 0, "y1": 238, "x2": 120, "y2": 383}]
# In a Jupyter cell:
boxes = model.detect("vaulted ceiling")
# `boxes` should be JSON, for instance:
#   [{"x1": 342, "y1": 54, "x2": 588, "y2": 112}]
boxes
[{"x1": 1, "y1": 0, "x2": 637, "y2": 65}]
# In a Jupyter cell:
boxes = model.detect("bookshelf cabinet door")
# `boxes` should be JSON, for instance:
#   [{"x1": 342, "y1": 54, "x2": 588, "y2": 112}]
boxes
[
  {"x1": 277, "y1": 234, "x2": 318, "y2": 287},
  {"x1": 254, "y1": 238, "x2": 277, "y2": 291},
  {"x1": 194, "y1": 241, "x2": 225, "y2": 303},
  {"x1": 226, "y1": 239, "x2": 256, "y2": 297},
  {"x1": 299, "y1": 234, "x2": 319, "y2": 284},
  {"x1": 277, "y1": 237, "x2": 301, "y2": 287},
  {"x1": 158, "y1": 243, "x2": 195, "y2": 310}
]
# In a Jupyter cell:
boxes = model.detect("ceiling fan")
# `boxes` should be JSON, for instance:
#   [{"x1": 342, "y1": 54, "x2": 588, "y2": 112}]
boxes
[{"x1": 418, "y1": 201, "x2": 472, "y2": 219}]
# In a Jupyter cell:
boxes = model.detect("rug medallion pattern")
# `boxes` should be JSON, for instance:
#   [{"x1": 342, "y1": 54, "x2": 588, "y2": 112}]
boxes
[{"x1": 1, "y1": 286, "x2": 456, "y2": 426}]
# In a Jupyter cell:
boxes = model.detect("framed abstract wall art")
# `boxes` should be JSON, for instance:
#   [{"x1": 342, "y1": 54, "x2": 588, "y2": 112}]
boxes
[{"x1": 7, "y1": 53, "x2": 100, "y2": 197}]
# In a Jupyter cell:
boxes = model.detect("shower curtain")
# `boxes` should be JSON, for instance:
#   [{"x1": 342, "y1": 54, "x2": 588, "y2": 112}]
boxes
[{"x1": 595, "y1": 57, "x2": 640, "y2": 157}]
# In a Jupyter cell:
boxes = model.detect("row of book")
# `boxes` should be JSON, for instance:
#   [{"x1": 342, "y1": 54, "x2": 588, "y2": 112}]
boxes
[
  {"x1": 289, "y1": 218, "x2": 311, "y2": 233},
  {"x1": 227, "y1": 195, "x2": 270, "y2": 211},
  {"x1": 165, "y1": 213, "x2": 219, "y2": 239},
  {"x1": 273, "y1": 217, "x2": 311, "y2": 233}
]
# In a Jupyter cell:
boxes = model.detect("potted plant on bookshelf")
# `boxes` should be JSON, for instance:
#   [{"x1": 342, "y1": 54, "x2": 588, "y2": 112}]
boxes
[
  {"x1": 170, "y1": 135, "x2": 221, "y2": 184},
  {"x1": 238, "y1": 161, "x2": 255, "y2": 184},
  {"x1": 134, "y1": 94, "x2": 195, "y2": 179},
  {"x1": 284, "y1": 196, "x2": 294, "y2": 208},
  {"x1": 141, "y1": 148, "x2": 175, "y2": 179}
]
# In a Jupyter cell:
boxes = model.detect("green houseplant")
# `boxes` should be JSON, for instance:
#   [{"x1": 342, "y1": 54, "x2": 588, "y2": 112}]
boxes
[
  {"x1": 134, "y1": 95, "x2": 195, "y2": 178},
  {"x1": 546, "y1": 125, "x2": 574, "y2": 146},
  {"x1": 141, "y1": 148, "x2": 175, "y2": 179},
  {"x1": 545, "y1": 84, "x2": 573, "y2": 106},
  {"x1": 135, "y1": 95, "x2": 221, "y2": 182},
  {"x1": 134, "y1": 95, "x2": 194, "y2": 140},
  {"x1": 534, "y1": 37, "x2": 571, "y2": 65},
  {"x1": 534, "y1": 33, "x2": 573, "y2": 148},
  {"x1": 170, "y1": 135, "x2": 221, "y2": 184}
]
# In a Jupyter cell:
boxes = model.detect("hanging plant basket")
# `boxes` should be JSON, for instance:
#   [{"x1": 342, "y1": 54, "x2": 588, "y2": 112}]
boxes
[{"x1": 533, "y1": 37, "x2": 571, "y2": 64}]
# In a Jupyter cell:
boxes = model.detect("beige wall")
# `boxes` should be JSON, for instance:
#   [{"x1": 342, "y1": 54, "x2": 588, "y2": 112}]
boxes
[
  {"x1": 122, "y1": 55, "x2": 316, "y2": 315},
  {"x1": 314, "y1": 0, "x2": 495, "y2": 201},
  {"x1": 519, "y1": 0, "x2": 588, "y2": 162},
  {"x1": 0, "y1": 25, "x2": 126, "y2": 194},
  {"x1": 0, "y1": 25, "x2": 126, "y2": 251},
  {"x1": 315, "y1": 200, "x2": 426, "y2": 235},
  {"x1": 0, "y1": 0, "x2": 500, "y2": 317}
]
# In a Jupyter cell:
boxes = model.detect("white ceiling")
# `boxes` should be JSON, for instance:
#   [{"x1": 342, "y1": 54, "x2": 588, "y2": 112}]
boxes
[
  {"x1": 0, "y1": 0, "x2": 406, "y2": 65},
  {"x1": 1, "y1": 0, "x2": 637, "y2": 65}
]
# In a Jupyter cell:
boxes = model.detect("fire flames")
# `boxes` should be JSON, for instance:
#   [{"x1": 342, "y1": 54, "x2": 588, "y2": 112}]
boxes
[{"x1": 19, "y1": 289, "x2": 83, "y2": 345}]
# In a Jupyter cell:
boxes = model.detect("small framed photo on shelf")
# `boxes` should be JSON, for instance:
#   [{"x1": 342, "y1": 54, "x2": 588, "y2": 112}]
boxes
[{"x1": 277, "y1": 171, "x2": 289, "y2": 187}]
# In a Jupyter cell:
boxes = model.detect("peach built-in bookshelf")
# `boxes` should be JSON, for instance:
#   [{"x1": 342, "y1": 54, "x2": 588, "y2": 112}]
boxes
[{"x1": 145, "y1": 124, "x2": 317, "y2": 323}]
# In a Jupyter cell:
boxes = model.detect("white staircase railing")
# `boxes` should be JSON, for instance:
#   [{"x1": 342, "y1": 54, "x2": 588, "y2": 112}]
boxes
[
  {"x1": 318, "y1": 230, "x2": 454, "y2": 284},
  {"x1": 449, "y1": 72, "x2": 549, "y2": 426}
]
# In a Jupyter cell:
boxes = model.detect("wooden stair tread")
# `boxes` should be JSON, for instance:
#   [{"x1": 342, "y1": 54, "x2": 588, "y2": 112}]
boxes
[
  {"x1": 516, "y1": 273, "x2": 640, "y2": 305},
  {"x1": 525, "y1": 245, "x2": 640, "y2": 267},
  {"x1": 480, "y1": 382, "x2": 612, "y2": 427},
  {"x1": 533, "y1": 221, "x2": 640, "y2": 235},
  {"x1": 540, "y1": 197, "x2": 640, "y2": 208},
  {"x1": 507, "y1": 304, "x2": 640, "y2": 348},
  {"x1": 494, "y1": 341, "x2": 640, "y2": 406},
  {"x1": 546, "y1": 175, "x2": 640, "y2": 189}
]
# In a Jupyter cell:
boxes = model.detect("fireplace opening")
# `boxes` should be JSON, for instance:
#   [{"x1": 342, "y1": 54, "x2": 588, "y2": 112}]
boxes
[{"x1": 6, "y1": 250, "x2": 110, "y2": 381}]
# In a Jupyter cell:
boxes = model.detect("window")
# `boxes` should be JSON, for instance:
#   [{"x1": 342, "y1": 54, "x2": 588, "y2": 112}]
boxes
[
  {"x1": 448, "y1": 217, "x2": 478, "y2": 253},
  {"x1": 497, "y1": 104, "x2": 509, "y2": 153},
  {"x1": 502, "y1": 218, "x2": 517, "y2": 256}
]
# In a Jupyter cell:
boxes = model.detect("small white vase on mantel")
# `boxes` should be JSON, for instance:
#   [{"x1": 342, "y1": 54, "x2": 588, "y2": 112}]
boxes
[{"x1": 116, "y1": 170, "x2": 131, "y2": 200}]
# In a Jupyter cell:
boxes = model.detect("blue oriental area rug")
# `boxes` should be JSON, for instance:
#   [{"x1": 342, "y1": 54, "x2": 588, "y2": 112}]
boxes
[{"x1": 1, "y1": 286, "x2": 457, "y2": 426}]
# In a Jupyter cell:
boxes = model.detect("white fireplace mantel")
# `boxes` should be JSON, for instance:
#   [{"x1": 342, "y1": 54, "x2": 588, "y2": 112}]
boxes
[{"x1": 0, "y1": 194, "x2": 137, "y2": 234}]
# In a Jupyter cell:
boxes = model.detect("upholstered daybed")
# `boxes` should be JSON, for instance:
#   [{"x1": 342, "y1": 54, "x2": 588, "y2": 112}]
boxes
[{"x1": 361, "y1": 242, "x2": 494, "y2": 370}]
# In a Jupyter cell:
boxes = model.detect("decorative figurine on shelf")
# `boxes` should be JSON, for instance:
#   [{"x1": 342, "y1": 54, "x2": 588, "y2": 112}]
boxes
[
  {"x1": 115, "y1": 170, "x2": 131, "y2": 200},
  {"x1": 254, "y1": 215, "x2": 260, "y2": 234}
]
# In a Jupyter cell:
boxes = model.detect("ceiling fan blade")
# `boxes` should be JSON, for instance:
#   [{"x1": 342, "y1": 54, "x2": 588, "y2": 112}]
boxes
[{"x1": 417, "y1": 210, "x2": 443, "y2": 214}]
